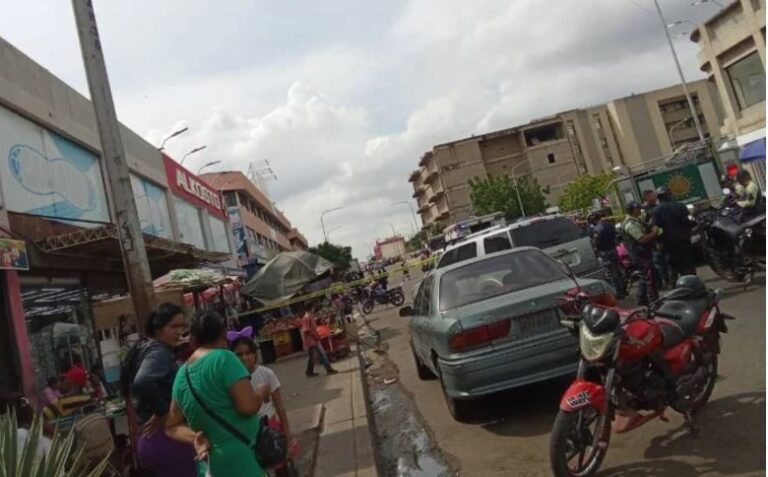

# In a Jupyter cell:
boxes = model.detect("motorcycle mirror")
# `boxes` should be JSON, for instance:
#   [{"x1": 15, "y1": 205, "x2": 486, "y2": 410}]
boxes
[{"x1": 722, "y1": 187, "x2": 732, "y2": 196}]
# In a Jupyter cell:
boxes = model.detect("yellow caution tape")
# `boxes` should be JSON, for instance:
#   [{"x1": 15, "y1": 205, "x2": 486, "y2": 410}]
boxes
[{"x1": 238, "y1": 255, "x2": 437, "y2": 316}]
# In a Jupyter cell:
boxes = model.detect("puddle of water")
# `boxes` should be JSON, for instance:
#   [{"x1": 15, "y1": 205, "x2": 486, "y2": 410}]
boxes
[{"x1": 371, "y1": 384, "x2": 452, "y2": 476}]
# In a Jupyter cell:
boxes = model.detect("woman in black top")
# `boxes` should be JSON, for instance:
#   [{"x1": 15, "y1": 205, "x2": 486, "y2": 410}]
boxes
[{"x1": 129, "y1": 302, "x2": 195, "y2": 477}]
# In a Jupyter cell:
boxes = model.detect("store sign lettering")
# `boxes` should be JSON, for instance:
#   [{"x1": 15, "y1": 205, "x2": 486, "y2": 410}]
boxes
[{"x1": 175, "y1": 169, "x2": 222, "y2": 210}]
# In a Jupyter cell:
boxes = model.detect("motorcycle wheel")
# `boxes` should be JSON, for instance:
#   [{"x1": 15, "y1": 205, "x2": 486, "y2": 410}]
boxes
[
  {"x1": 362, "y1": 300, "x2": 374, "y2": 315},
  {"x1": 389, "y1": 291, "x2": 405, "y2": 306},
  {"x1": 550, "y1": 406, "x2": 611, "y2": 477},
  {"x1": 671, "y1": 355, "x2": 718, "y2": 415}
]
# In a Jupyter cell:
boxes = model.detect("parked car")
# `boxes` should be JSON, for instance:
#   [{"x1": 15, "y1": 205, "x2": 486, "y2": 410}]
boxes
[
  {"x1": 435, "y1": 215, "x2": 602, "y2": 278},
  {"x1": 400, "y1": 247, "x2": 615, "y2": 421}
]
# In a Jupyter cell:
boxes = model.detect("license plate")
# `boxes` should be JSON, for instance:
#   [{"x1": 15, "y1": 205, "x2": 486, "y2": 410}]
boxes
[{"x1": 517, "y1": 310, "x2": 559, "y2": 338}]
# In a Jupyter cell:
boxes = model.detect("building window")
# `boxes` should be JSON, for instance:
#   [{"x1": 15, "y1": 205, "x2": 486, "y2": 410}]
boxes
[
  {"x1": 727, "y1": 52, "x2": 766, "y2": 110},
  {"x1": 208, "y1": 217, "x2": 231, "y2": 253},
  {"x1": 593, "y1": 115, "x2": 603, "y2": 130},
  {"x1": 224, "y1": 191, "x2": 238, "y2": 207},
  {"x1": 547, "y1": 153, "x2": 556, "y2": 164},
  {"x1": 566, "y1": 121, "x2": 576, "y2": 136},
  {"x1": 174, "y1": 197, "x2": 206, "y2": 250}
]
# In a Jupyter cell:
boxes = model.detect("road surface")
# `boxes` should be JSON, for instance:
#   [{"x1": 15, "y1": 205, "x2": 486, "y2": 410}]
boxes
[{"x1": 364, "y1": 269, "x2": 765, "y2": 476}]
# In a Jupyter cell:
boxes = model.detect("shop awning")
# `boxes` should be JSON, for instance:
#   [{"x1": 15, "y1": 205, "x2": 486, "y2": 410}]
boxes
[
  {"x1": 740, "y1": 138, "x2": 766, "y2": 163},
  {"x1": 9, "y1": 213, "x2": 230, "y2": 278}
]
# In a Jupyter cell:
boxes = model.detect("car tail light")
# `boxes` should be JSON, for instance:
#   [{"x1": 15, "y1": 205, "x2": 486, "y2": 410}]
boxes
[
  {"x1": 591, "y1": 292, "x2": 618, "y2": 307},
  {"x1": 449, "y1": 319, "x2": 511, "y2": 352}
]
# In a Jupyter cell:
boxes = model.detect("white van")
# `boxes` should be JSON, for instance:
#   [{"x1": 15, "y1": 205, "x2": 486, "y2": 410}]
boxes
[{"x1": 436, "y1": 215, "x2": 602, "y2": 277}]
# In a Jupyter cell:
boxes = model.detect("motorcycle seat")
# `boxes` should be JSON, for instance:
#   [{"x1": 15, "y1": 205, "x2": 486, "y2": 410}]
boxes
[{"x1": 655, "y1": 297, "x2": 710, "y2": 336}]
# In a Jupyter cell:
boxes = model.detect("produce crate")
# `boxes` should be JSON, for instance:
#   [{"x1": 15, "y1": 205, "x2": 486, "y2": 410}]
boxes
[
  {"x1": 272, "y1": 330, "x2": 292, "y2": 346},
  {"x1": 275, "y1": 342, "x2": 294, "y2": 358}
]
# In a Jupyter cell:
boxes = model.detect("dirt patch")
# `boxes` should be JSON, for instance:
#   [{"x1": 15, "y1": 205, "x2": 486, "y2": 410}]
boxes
[{"x1": 363, "y1": 348, "x2": 457, "y2": 476}]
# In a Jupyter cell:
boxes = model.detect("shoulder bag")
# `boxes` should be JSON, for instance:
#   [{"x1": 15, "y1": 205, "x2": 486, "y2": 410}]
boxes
[{"x1": 184, "y1": 366, "x2": 288, "y2": 468}]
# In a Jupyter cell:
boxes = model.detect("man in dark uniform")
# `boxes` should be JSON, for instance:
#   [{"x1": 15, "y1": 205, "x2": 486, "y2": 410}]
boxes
[
  {"x1": 642, "y1": 189, "x2": 670, "y2": 289},
  {"x1": 623, "y1": 202, "x2": 662, "y2": 306},
  {"x1": 592, "y1": 212, "x2": 625, "y2": 298},
  {"x1": 652, "y1": 186, "x2": 696, "y2": 282}
]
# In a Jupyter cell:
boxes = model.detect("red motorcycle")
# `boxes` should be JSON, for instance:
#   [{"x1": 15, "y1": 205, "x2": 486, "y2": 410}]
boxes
[{"x1": 549, "y1": 274, "x2": 732, "y2": 477}]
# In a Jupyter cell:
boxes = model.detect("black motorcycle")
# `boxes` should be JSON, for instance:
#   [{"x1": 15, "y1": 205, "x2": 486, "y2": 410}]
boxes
[
  {"x1": 360, "y1": 286, "x2": 405, "y2": 314},
  {"x1": 698, "y1": 192, "x2": 765, "y2": 284}
]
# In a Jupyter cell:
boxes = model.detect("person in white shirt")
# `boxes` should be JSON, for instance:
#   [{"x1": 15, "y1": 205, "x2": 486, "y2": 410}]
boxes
[
  {"x1": 1, "y1": 393, "x2": 53, "y2": 462},
  {"x1": 230, "y1": 337, "x2": 294, "y2": 440}
]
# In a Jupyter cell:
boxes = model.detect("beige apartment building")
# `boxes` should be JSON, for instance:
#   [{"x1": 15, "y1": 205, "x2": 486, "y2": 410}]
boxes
[
  {"x1": 691, "y1": 0, "x2": 765, "y2": 186},
  {"x1": 410, "y1": 81, "x2": 724, "y2": 228}
]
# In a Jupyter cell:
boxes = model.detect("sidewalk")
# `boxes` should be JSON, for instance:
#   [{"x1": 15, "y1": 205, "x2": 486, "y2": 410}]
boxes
[{"x1": 267, "y1": 346, "x2": 378, "y2": 477}]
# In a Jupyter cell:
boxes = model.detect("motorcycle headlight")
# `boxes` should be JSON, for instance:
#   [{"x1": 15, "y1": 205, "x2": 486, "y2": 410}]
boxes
[{"x1": 579, "y1": 323, "x2": 614, "y2": 362}]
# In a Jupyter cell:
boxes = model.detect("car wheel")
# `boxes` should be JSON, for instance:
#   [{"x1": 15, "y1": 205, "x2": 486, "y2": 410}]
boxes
[
  {"x1": 436, "y1": 360, "x2": 472, "y2": 422},
  {"x1": 411, "y1": 343, "x2": 436, "y2": 380}
]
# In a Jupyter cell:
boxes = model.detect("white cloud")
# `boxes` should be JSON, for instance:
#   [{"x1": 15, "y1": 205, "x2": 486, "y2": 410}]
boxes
[{"x1": 1, "y1": 0, "x2": 719, "y2": 258}]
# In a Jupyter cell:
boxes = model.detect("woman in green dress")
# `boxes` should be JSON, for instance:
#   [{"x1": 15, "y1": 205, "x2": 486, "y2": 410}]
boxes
[{"x1": 166, "y1": 311, "x2": 268, "y2": 477}]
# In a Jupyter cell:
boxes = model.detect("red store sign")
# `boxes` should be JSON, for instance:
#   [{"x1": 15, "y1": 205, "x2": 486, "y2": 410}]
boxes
[{"x1": 163, "y1": 155, "x2": 226, "y2": 218}]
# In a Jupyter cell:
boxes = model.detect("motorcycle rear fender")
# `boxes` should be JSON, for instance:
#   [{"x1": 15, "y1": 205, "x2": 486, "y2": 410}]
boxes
[{"x1": 559, "y1": 379, "x2": 607, "y2": 415}]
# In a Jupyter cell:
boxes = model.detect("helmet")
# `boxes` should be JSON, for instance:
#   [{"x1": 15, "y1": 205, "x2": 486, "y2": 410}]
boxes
[
  {"x1": 626, "y1": 201, "x2": 642, "y2": 211},
  {"x1": 675, "y1": 275, "x2": 706, "y2": 296},
  {"x1": 736, "y1": 169, "x2": 751, "y2": 182},
  {"x1": 655, "y1": 186, "x2": 670, "y2": 199}
]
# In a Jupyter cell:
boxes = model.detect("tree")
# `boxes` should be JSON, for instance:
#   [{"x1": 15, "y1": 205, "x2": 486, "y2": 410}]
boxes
[
  {"x1": 469, "y1": 175, "x2": 549, "y2": 221},
  {"x1": 308, "y1": 241, "x2": 353, "y2": 269},
  {"x1": 406, "y1": 230, "x2": 428, "y2": 251},
  {"x1": 558, "y1": 173, "x2": 614, "y2": 212}
]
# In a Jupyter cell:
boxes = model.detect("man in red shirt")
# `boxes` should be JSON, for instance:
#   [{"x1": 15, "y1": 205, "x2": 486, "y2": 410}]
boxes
[
  {"x1": 301, "y1": 302, "x2": 338, "y2": 377},
  {"x1": 64, "y1": 358, "x2": 88, "y2": 392}
]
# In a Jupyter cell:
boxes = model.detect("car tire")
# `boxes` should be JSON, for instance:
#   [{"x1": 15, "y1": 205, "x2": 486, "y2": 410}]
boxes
[
  {"x1": 436, "y1": 360, "x2": 472, "y2": 422},
  {"x1": 411, "y1": 344, "x2": 436, "y2": 380}
]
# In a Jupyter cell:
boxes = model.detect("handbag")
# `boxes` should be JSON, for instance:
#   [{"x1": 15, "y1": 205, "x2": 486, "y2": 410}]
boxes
[{"x1": 184, "y1": 366, "x2": 288, "y2": 468}]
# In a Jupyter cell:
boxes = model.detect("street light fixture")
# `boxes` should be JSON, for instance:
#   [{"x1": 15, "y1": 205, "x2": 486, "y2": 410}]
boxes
[
  {"x1": 320, "y1": 206, "x2": 344, "y2": 243},
  {"x1": 691, "y1": 0, "x2": 724, "y2": 8},
  {"x1": 653, "y1": 0, "x2": 706, "y2": 143},
  {"x1": 391, "y1": 201, "x2": 419, "y2": 235},
  {"x1": 666, "y1": 19, "x2": 697, "y2": 29},
  {"x1": 197, "y1": 160, "x2": 222, "y2": 175},
  {"x1": 180, "y1": 145, "x2": 207, "y2": 165},
  {"x1": 158, "y1": 126, "x2": 189, "y2": 151}
]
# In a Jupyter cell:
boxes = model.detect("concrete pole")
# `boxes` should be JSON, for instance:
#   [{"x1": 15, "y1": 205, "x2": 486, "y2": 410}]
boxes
[
  {"x1": 71, "y1": 0, "x2": 155, "y2": 335},
  {"x1": 654, "y1": 0, "x2": 706, "y2": 142}
]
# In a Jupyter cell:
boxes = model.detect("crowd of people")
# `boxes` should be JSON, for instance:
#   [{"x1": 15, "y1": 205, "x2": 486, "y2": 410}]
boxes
[{"x1": 587, "y1": 169, "x2": 763, "y2": 306}]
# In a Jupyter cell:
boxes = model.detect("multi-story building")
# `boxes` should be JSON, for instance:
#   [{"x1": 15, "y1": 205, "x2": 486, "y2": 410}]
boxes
[
  {"x1": 202, "y1": 171, "x2": 307, "y2": 271},
  {"x1": 410, "y1": 81, "x2": 724, "y2": 228},
  {"x1": 691, "y1": 0, "x2": 766, "y2": 187}
]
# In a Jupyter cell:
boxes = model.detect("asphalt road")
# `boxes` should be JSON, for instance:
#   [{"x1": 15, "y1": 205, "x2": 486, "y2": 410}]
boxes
[{"x1": 366, "y1": 269, "x2": 766, "y2": 477}]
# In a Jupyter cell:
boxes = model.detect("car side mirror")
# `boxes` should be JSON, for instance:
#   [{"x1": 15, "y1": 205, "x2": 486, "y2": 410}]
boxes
[{"x1": 399, "y1": 306, "x2": 414, "y2": 317}]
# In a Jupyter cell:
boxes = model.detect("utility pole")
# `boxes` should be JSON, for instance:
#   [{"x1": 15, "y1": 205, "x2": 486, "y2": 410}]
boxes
[
  {"x1": 72, "y1": 0, "x2": 156, "y2": 334},
  {"x1": 653, "y1": 0, "x2": 706, "y2": 143}
]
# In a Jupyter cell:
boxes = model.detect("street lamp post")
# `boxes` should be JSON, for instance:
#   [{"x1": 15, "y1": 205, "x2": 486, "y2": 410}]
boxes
[
  {"x1": 654, "y1": 0, "x2": 705, "y2": 143},
  {"x1": 197, "y1": 160, "x2": 222, "y2": 175},
  {"x1": 320, "y1": 206, "x2": 344, "y2": 243},
  {"x1": 158, "y1": 126, "x2": 189, "y2": 151},
  {"x1": 510, "y1": 160, "x2": 529, "y2": 218},
  {"x1": 180, "y1": 145, "x2": 207, "y2": 165},
  {"x1": 391, "y1": 201, "x2": 419, "y2": 235}
]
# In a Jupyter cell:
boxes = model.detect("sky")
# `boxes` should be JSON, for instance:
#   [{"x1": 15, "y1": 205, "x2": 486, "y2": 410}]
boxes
[{"x1": 1, "y1": 0, "x2": 723, "y2": 258}]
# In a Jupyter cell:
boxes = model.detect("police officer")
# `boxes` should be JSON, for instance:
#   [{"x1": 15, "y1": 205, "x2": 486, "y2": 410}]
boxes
[
  {"x1": 623, "y1": 201, "x2": 662, "y2": 306},
  {"x1": 642, "y1": 189, "x2": 670, "y2": 289},
  {"x1": 652, "y1": 186, "x2": 696, "y2": 282},
  {"x1": 592, "y1": 212, "x2": 625, "y2": 298}
]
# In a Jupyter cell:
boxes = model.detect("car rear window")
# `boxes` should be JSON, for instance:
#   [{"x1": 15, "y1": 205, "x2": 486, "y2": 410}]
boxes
[
  {"x1": 437, "y1": 242, "x2": 477, "y2": 269},
  {"x1": 439, "y1": 250, "x2": 565, "y2": 310},
  {"x1": 510, "y1": 217, "x2": 583, "y2": 249},
  {"x1": 483, "y1": 233, "x2": 512, "y2": 253}
]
